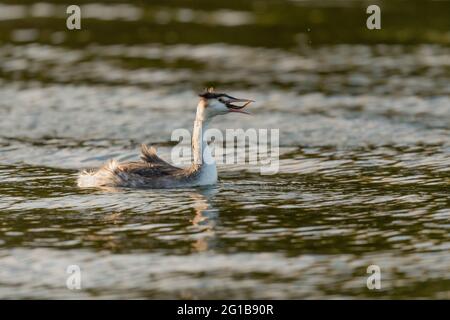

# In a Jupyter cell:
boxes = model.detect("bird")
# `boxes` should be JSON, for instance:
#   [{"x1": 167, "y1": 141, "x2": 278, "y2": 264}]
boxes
[{"x1": 77, "y1": 88, "x2": 254, "y2": 188}]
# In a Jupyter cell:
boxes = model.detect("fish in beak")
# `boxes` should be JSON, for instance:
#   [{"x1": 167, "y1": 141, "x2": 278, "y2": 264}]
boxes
[{"x1": 225, "y1": 97, "x2": 255, "y2": 114}]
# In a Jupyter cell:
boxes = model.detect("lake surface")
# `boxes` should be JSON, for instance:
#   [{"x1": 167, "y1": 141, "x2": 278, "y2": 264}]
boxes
[{"x1": 0, "y1": 0, "x2": 449, "y2": 299}]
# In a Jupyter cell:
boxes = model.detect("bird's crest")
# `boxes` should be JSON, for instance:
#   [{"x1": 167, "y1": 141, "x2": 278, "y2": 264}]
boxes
[{"x1": 199, "y1": 87, "x2": 221, "y2": 99}]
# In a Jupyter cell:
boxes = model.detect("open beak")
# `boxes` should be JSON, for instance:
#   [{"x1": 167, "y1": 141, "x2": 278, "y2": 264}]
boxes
[{"x1": 226, "y1": 98, "x2": 254, "y2": 115}]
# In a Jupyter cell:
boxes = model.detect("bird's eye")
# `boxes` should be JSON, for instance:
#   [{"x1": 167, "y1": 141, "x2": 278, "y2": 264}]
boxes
[{"x1": 218, "y1": 98, "x2": 225, "y2": 103}]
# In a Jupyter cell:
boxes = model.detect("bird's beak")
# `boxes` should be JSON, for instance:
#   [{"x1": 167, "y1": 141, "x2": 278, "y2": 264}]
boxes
[{"x1": 226, "y1": 98, "x2": 254, "y2": 115}]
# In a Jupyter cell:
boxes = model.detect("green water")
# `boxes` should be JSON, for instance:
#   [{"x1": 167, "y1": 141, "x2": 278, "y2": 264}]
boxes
[{"x1": 0, "y1": 0, "x2": 449, "y2": 299}]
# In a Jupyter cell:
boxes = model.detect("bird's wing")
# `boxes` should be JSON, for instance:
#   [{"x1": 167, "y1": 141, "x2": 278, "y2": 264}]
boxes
[
  {"x1": 117, "y1": 161, "x2": 180, "y2": 177},
  {"x1": 140, "y1": 144, "x2": 178, "y2": 169},
  {"x1": 115, "y1": 144, "x2": 181, "y2": 177}
]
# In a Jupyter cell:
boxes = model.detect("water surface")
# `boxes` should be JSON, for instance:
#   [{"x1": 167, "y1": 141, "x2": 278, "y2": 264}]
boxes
[{"x1": 0, "y1": 0, "x2": 449, "y2": 299}]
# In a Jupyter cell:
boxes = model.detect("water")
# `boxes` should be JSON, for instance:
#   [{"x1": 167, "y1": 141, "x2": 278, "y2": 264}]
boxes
[{"x1": 0, "y1": 0, "x2": 449, "y2": 299}]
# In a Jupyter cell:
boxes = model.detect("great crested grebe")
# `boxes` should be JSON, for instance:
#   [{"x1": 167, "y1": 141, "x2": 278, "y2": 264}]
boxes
[{"x1": 77, "y1": 89, "x2": 254, "y2": 188}]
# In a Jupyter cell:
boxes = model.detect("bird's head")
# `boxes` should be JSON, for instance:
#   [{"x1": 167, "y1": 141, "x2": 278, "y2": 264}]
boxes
[{"x1": 197, "y1": 88, "x2": 254, "y2": 120}]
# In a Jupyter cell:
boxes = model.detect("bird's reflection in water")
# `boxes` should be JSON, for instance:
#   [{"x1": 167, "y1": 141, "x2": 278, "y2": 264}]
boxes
[
  {"x1": 189, "y1": 187, "x2": 219, "y2": 252},
  {"x1": 82, "y1": 185, "x2": 220, "y2": 252}
]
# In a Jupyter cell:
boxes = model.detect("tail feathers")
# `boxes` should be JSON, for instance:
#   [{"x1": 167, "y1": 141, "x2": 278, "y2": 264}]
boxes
[
  {"x1": 102, "y1": 159, "x2": 119, "y2": 172},
  {"x1": 77, "y1": 159, "x2": 120, "y2": 187},
  {"x1": 77, "y1": 169, "x2": 98, "y2": 187}
]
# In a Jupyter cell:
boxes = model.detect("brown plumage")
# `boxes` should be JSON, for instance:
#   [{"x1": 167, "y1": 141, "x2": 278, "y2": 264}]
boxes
[{"x1": 77, "y1": 144, "x2": 201, "y2": 188}]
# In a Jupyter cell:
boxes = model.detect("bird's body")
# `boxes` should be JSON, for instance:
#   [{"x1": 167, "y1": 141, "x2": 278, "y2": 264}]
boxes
[
  {"x1": 77, "y1": 145, "x2": 209, "y2": 188},
  {"x1": 77, "y1": 90, "x2": 253, "y2": 189}
]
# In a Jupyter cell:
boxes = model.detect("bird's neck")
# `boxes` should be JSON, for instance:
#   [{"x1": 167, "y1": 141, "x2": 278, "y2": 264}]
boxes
[
  {"x1": 192, "y1": 106, "x2": 213, "y2": 166},
  {"x1": 190, "y1": 102, "x2": 218, "y2": 185}
]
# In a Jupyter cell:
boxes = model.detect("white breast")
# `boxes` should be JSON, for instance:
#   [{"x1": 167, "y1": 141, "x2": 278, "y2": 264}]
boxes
[{"x1": 196, "y1": 144, "x2": 217, "y2": 186}]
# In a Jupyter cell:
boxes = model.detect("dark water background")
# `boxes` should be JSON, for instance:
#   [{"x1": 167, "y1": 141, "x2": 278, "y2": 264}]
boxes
[{"x1": 0, "y1": 0, "x2": 449, "y2": 298}]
